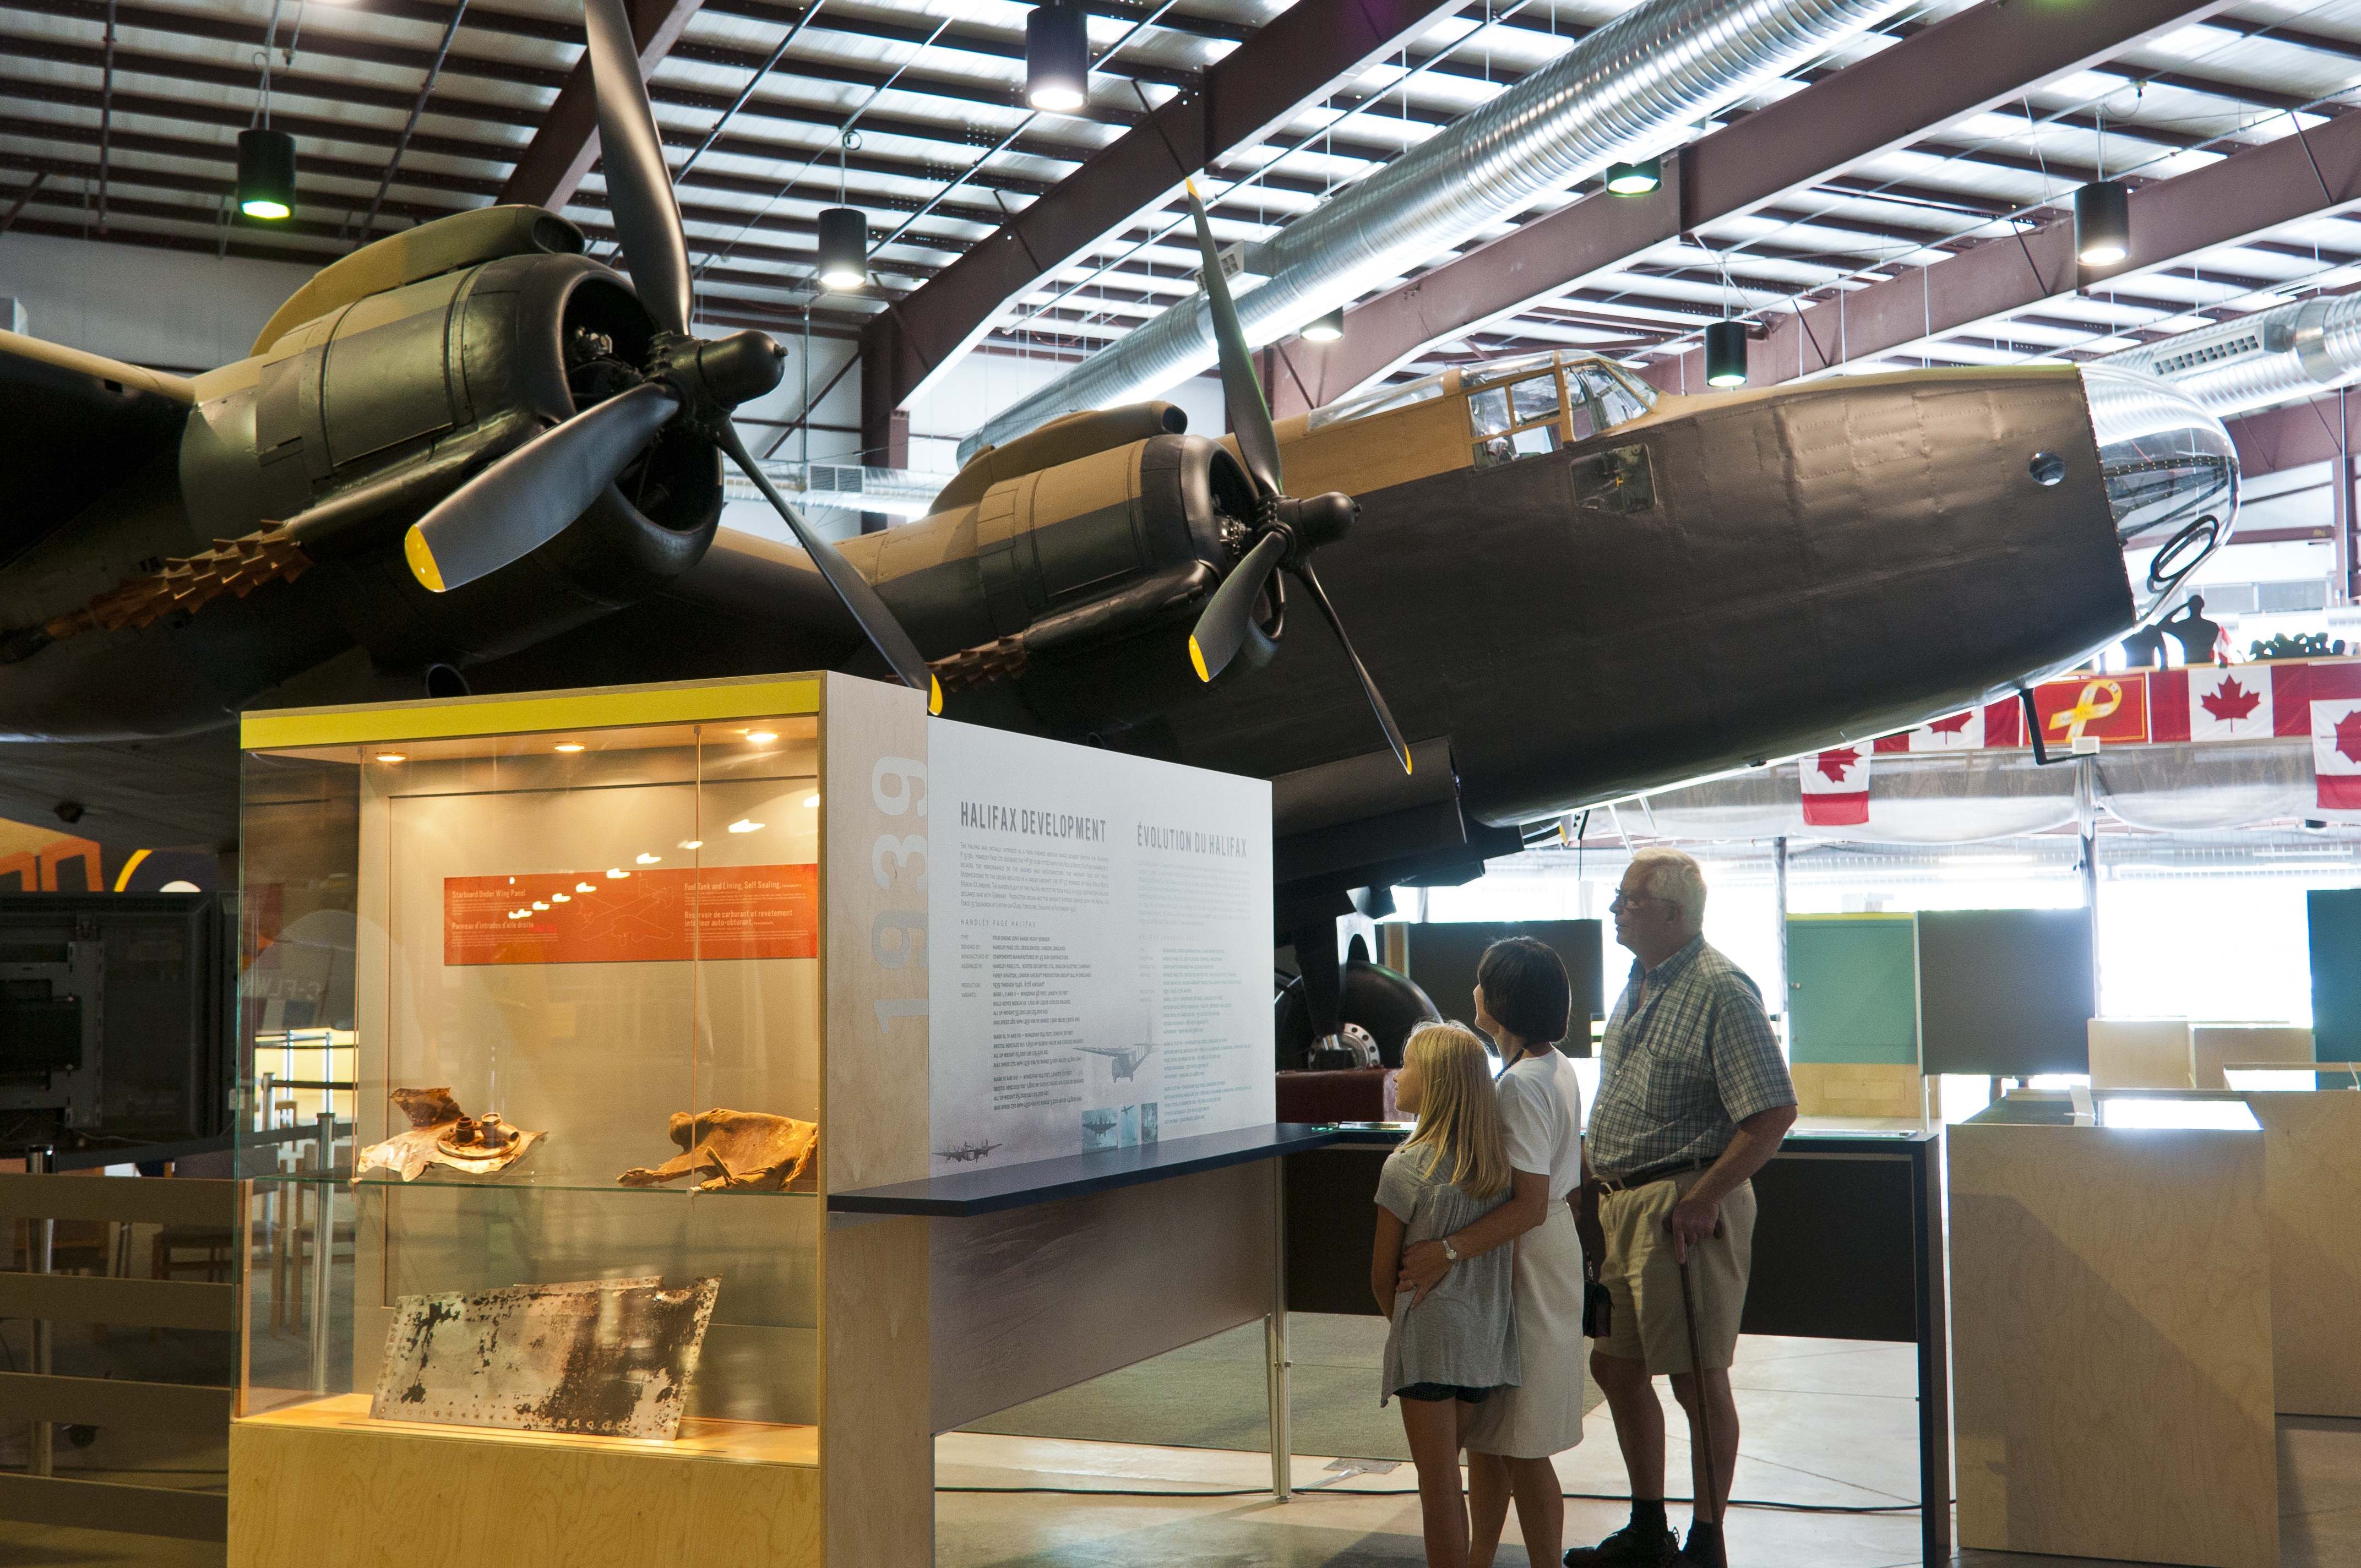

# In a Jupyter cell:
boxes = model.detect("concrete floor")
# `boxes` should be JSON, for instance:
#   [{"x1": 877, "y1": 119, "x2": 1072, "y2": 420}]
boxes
[
  {"x1": 936, "y1": 1334, "x2": 2361, "y2": 1568},
  {"x1": 8, "y1": 1332, "x2": 2354, "y2": 1566}
]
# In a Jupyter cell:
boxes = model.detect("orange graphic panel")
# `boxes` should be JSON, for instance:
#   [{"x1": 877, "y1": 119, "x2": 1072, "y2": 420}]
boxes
[
  {"x1": 2032, "y1": 674, "x2": 2150, "y2": 745},
  {"x1": 444, "y1": 865, "x2": 819, "y2": 966}
]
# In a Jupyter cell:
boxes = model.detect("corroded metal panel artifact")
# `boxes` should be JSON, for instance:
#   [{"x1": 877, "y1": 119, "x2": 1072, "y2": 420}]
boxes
[
  {"x1": 617, "y1": 1109, "x2": 818, "y2": 1191},
  {"x1": 370, "y1": 1276, "x2": 721, "y2": 1440},
  {"x1": 355, "y1": 1086, "x2": 544, "y2": 1181}
]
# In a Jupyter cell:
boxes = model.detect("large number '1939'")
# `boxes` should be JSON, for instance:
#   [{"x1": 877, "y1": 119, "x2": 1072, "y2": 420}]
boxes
[{"x1": 870, "y1": 755, "x2": 928, "y2": 1033}]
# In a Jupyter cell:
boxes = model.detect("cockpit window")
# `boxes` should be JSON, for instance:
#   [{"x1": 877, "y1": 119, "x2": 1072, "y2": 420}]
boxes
[
  {"x1": 1465, "y1": 352, "x2": 1657, "y2": 469},
  {"x1": 1305, "y1": 370, "x2": 1448, "y2": 431}
]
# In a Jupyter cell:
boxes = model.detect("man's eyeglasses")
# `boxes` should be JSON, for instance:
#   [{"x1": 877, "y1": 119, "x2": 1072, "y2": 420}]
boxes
[{"x1": 1608, "y1": 890, "x2": 1660, "y2": 913}]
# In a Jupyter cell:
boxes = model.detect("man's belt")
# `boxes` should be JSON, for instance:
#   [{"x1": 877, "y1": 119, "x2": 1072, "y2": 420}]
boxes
[{"x1": 1594, "y1": 1155, "x2": 1711, "y2": 1193}]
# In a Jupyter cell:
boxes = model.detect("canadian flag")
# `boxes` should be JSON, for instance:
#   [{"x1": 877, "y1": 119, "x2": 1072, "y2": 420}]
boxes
[
  {"x1": 2152, "y1": 667, "x2": 2276, "y2": 742},
  {"x1": 1802, "y1": 747, "x2": 1870, "y2": 826},
  {"x1": 2314, "y1": 664, "x2": 2361, "y2": 810}
]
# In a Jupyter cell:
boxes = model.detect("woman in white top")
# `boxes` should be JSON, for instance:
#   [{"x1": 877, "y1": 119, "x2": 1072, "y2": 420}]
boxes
[{"x1": 1396, "y1": 937, "x2": 1586, "y2": 1568}]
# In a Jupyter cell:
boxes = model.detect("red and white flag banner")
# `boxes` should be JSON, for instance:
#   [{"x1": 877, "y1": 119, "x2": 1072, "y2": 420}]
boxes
[
  {"x1": 1802, "y1": 747, "x2": 1870, "y2": 826},
  {"x1": 2152, "y1": 667, "x2": 2276, "y2": 743},
  {"x1": 2313, "y1": 663, "x2": 2361, "y2": 811}
]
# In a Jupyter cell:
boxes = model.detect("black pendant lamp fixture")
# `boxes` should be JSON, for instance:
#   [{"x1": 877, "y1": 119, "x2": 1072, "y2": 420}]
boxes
[
  {"x1": 237, "y1": 19, "x2": 294, "y2": 221},
  {"x1": 1026, "y1": 3, "x2": 1090, "y2": 113},
  {"x1": 2076, "y1": 180, "x2": 2131, "y2": 268},
  {"x1": 817, "y1": 206, "x2": 867, "y2": 291},
  {"x1": 1705, "y1": 319, "x2": 1748, "y2": 388},
  {"x1": 1302, "y1": 307, "x2": 1345, "y2": 344},
  {"x1": 238, "y1": 128, "x2": 297, "y2": 220},
  {"x1": 1604, "y1": 157, "x2": 1662, "y2": 197},
  {"x1": 816, "y1": 132, "x2": 866, "y2": 291},
  {"x1": 2075, "y1": 108, "x2": 2131, "y2": 269}
]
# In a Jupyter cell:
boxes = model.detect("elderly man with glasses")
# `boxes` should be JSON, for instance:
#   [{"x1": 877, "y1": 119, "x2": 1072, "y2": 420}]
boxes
[{"x1": 1568, "y1": 848, "x2": 1796, "y2": 1568}]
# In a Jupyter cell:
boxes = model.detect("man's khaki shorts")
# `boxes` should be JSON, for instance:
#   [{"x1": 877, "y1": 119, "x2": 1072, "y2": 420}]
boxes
[{"x1": 1592, "y1": 1167, "x2": 1754, "y2": 1376}]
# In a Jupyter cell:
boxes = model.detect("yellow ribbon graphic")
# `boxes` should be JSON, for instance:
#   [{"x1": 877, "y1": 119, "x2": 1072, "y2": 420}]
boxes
[{"x1": 2047, "y1": 679, "x2": 2122, "y2": 741}]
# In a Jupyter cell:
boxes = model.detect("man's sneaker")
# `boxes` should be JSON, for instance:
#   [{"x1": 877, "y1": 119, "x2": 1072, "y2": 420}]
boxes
[
  {"x1": 1674, "y1": 1521, "x2": 1723, "y2": 1567},
  {"x1": 1563, "y1": 1523, "x2": 1677, "y2": 1567}
]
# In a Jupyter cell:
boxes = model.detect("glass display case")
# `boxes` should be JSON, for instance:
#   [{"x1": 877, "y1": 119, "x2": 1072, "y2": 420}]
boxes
[{"x1": 235, "y1": 680, "x2": 843, "y2": 1466}]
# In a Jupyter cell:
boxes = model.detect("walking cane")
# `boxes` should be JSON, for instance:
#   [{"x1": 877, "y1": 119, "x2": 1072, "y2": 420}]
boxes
[{"x1": 1664, "y1": 1213, "x2": 1728, "y2": 1568}]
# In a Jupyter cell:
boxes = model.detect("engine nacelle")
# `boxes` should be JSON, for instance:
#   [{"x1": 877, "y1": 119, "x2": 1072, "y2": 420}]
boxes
[{"x1": 179, "y1": 242, "x2": 720, "y2": 667}]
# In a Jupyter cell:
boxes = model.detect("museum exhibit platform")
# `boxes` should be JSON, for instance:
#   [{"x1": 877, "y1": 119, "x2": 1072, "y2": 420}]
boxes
[
  {"x1": 222, "y1": 669, "x2": 1286, "y2": 1568},
  {"x1": 1945, "y1": 1080, "x2": 2361, "y2": 1568}
]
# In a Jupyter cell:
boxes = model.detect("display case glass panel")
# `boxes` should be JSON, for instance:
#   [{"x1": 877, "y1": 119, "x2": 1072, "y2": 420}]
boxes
[{"x1": 238, "y1": 702, "x2": 822, "y2": 1460}]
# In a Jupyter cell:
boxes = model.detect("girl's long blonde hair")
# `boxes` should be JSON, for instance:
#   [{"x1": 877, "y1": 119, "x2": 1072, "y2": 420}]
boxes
[{"x1": 1401, "y1": 1022, "x2": 1512, "y2": 1201}]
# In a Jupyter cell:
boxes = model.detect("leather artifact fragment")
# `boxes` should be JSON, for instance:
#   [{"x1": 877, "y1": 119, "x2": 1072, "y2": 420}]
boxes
[
  {"x1": 355, "y1": 1086, "x2": 545, "y2": 1182},
  {"x1": 617, "y1": 1109, "x2": 819, "y2": 1191}
]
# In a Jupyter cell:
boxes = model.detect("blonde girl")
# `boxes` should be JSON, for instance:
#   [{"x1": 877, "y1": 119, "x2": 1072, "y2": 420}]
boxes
[{"x1": 1372, "y1": 1022, "x2": 1524, "y2": 1568}]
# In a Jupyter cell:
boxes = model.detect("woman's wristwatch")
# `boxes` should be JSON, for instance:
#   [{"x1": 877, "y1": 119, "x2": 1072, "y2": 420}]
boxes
[{"x1": 1441, "y1": 1237, "x2": 1461, "y2": 1264}]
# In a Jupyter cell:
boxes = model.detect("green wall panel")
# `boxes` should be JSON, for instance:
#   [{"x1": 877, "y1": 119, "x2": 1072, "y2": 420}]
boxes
[{"x1": 1786, "y1": 915, "x2": 1919, "y2": 1065}]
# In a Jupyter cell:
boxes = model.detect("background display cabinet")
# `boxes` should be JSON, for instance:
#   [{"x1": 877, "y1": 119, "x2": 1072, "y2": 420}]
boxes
[{"x1": 229, "y1": 673, "x2": 931, "y2": 1568}]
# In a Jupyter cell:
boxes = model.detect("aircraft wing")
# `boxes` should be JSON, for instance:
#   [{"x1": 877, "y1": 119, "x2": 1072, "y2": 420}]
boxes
[
  {"x1": 464, "y1": 524, "x2": 870, "y2": 690},
  {"x1": 0, "y1": 331, "x2": 193, "y2": 564},
  {"x1": 0, "y1": 726, "x2": 240, "y2": 859}
]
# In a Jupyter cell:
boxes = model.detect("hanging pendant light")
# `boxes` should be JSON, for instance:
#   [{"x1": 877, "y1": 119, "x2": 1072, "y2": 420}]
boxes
[
  {"x1": 817, "y1": 206, "x2": 868, "y2": 290},
  {"x1": 1705, "y1": 320, "x2": 1748, "y2": 388},
  {"x1": 237, "y1": 127, "x2": 297, "y2": 220},
  {"x1": 1301, "y1": 307, "x2": 1344, "y2": 344},
  {"x1": 1604, "y1": 157, "x2": 1662, "y2": 197},
  {"x1": 2075, "y1": 181, "x2": 2131, "y2": 268},
  {"x1": 1026, "y1": 3, "x2": 1090, "y2": 113}
]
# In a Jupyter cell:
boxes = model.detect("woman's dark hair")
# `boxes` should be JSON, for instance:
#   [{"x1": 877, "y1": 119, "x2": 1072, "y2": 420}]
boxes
[{"x1": 1476, "y1": 936, "x2": 1571, "y2": 1046}]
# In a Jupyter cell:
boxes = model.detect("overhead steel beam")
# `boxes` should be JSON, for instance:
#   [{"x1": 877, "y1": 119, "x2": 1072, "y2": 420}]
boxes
[
  {"x1": 861, "y1": 0, "x2": 1473, "y2": 456},
  {"x1": 1273, "y1": 0, "x2": 2246, "y2": 415},
  {"x1": 1641, "y1": 85, "x2": 2361, "y2": 394},
  {"x1": 499, "y1": 0, "x2": 707, "y2": 212},
  {"x1": 2225, "y1": 392, "x2": 2349, "y2": 478}
]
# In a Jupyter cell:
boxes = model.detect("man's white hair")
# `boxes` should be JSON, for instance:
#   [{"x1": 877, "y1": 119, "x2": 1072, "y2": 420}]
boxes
[{"x1": 1629, "y1": 847, "x2": 1707, "y2": 928}]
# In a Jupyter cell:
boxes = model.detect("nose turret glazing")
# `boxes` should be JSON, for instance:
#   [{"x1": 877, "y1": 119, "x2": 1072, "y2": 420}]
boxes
[{"x1": 2081, "y1": 364, "x2": 2239, "y2": 626}]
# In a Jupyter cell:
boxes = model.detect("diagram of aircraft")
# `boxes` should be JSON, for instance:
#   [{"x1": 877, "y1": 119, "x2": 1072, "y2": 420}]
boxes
[
  {"x1": 1081, "y1": 1112, "x2": 1119, "y2": 1136},
  {"x1": 1076, "y1": 1043, "x2": 1155, "y2": 1081},
  {"x1": 0, "y1": 0, "x2": 2235, "y2": 962},
  {"x1": 934, "y1": 1140, "x2": 1002, "y2": 1163}
]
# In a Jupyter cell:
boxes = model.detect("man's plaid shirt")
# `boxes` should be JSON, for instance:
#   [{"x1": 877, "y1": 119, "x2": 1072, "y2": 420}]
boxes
[{"x1": 1588, "y1": 935, "x2": 1795, "y2": 1177}]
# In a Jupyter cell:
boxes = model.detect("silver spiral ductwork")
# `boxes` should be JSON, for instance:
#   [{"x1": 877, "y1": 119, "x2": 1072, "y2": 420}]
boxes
[
  {"x1": 958, "y1": 0, "x2": 1913, "y2": 461},
  {"x1": 2099, "y1": 292, "x2": 2361, "y2": 419}
]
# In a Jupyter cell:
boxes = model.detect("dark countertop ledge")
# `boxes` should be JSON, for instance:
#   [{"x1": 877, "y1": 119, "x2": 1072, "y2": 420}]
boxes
[{"x1": 826, "y1": 1121, "x2": 1347, "y2": 1217}]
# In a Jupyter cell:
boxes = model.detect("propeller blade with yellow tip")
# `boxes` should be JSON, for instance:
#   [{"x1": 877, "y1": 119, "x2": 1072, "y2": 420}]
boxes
[
  {"x1": 1289, "y1": 559, "x2": 1409, "y2": 775},
  {"x1": 1183, "y1": 179, "x2": 1282, "y2": 503},
  {"x1": 1185, "y1": 531, "x2": 1287, "y2": 685},
  {"x1": 404, "y1": 382, "x2": 680, "y2": 594},
  {"x1": 710, "y1": 420, "x2": 942, "y2": 704}
]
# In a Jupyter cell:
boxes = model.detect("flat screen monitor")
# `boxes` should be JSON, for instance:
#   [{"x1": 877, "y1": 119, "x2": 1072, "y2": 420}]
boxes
[
  {"x1": 2311, "y1": 889, "x2": 2361, "y2": 1061},
  {"x1": 0, "y1": 893, "x2": 228, "y2": 1151},
  {"x1": 1402, "y1": 919, "x2": 1604, "y2": 1056},
  {"x1": 1917, "y1": 907, "x2": 2094, "y2": 1078}
]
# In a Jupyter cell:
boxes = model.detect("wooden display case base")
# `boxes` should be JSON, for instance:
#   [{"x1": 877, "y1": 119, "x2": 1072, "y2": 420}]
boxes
[
  {"x1": 1791, "y1": 1061, "x2": 1923, "y2": 1120},
  {"x1": 230, "y1": 1396, "x2": 820, "y2": 1568}
]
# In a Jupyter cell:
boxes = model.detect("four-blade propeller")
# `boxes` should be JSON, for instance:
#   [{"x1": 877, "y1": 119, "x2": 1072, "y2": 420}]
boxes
[
  {"x1": 1178, "y1": 182, "x2": 1408, "y2": 774},
  {"x1": 402, "y1": 0, "x2": 938, "y2": 714}
]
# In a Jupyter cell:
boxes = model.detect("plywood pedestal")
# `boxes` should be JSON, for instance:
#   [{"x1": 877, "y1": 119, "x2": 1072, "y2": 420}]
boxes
[
  {"x1": 2250, "y1": 1090, "x2": 2361, "y2": 1417},
  {"x1": 230, "y1": 1397, "x2": 822, "y2": 1568},
  {"x1": 1949, "y1": 1121, "x2": 2276, "y2": 1568}
]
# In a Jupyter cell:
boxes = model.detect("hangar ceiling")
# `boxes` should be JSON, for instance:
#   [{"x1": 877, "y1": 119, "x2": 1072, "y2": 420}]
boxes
[{"x1": 5, "y1": 0, "x2": 2361, "y2": 462}]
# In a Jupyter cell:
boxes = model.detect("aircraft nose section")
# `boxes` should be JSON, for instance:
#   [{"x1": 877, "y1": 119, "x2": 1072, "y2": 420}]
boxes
[{"x1": 2080, "y1": 364, "x2": 2238, "y2": 625}]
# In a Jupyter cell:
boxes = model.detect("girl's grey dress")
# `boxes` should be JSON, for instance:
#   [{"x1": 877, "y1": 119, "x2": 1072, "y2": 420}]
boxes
[{"x1": 1377, "y1": 1143, "x2": 1522, "y2": 1403}]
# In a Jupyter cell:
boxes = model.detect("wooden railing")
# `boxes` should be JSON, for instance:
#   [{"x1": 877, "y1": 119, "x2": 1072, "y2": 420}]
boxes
[{"x1": 0, "y1": 1172, "x2": 248, "y2": 1542}]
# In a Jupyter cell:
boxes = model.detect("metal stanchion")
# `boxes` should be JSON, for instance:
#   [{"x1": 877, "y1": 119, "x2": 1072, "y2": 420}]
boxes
[
  {"x1": 28, "y1": 1146, "x2": 54, "y2": 1478},
  {"x1": 1266, "y1": 1158, "x2": 1292, "y2": 1501},
  {"x1": 308, "y1": 1110, "x2": 336, "y2": 1393}
]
